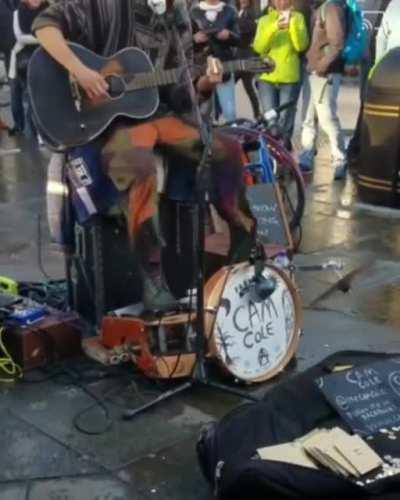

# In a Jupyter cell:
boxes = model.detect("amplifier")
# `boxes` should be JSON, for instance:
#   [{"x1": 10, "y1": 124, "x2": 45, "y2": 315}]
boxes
[
  {"x1": 4, "y1": 311, "x2": 83, "y2": 371},
  {"x1": 67, "y1": 215, "x2": 142, "y2": 326}
]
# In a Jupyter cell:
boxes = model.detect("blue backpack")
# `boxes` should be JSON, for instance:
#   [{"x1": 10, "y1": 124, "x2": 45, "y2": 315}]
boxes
[{"x1": 322, "y1": 0, "x2": 368, "y2": 65}]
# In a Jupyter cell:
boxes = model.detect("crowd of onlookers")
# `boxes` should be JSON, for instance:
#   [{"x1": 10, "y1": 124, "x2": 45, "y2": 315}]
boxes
[
  {"x1": 0, "y1": 0, "x2": 399, "y2": 180},
  {"x1": 0, "y1": 0, "x2": 46, "y2": 140}
]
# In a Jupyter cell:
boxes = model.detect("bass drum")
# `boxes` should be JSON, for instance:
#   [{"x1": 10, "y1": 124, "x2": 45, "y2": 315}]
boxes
[{"x1": 205, "y1": 262, "x2": 302, "y2": 383}]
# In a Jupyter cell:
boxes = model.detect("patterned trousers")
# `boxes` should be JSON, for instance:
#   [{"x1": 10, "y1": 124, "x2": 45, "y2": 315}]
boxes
[{"x1": 102, "y1": 117, "x2": 254, "y2": 262}]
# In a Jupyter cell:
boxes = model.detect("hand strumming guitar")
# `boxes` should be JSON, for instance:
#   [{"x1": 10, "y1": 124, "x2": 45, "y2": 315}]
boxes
[{"x1": 72, "y1": 64, "x2": 109, "y2": 100}]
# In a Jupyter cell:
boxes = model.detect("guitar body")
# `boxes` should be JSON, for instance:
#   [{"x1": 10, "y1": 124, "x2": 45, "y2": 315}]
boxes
[{"x1": 28, "y1": 44, "x2": 159, "y2": 148}]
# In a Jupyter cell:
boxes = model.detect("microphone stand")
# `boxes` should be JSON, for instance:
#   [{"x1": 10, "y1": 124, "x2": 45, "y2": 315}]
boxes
[{"x1": 123, "y1": 14, "x2": 259, "y2": 420}]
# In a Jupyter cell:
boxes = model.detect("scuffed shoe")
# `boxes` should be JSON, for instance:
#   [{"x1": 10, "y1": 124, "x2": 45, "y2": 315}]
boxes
[
  {"x1": 334, "y1": 164, "x2": 347, "y2": 181},
  {"x1": 143, "y1": 278, "x2": 180, "y2": 313}
]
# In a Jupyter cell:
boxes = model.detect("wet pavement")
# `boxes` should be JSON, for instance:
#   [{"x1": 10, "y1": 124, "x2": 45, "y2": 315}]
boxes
[{"x1": 0, "y1": 82, "x2": 400, "y2": 499}]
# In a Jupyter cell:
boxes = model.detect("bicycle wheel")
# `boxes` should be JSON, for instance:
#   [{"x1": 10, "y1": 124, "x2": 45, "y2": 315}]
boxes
[
  {"x1": 221, "y1": 125, "x2": 306, "y2": 238},
  {"x1": 267, "y1": 137, "x2": 305, "y2": 229}
]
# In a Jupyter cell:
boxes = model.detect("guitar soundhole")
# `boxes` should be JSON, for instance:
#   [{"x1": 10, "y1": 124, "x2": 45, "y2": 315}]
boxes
[{"x1": 105, "y1": 75, "x2": 125, "y2": 99}]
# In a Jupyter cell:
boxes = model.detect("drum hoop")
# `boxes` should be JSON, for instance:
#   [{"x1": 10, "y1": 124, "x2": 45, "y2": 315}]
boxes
[
  {"x1": 205, "y1": 262, "x2": 303, "y2": 383},
  {"x1": 204, "y1": 264, "x2": 234, "y2": 343}
]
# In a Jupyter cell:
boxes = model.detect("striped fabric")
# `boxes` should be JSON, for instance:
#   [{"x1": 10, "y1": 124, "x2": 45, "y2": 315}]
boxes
[{"x1": 32, "y1": 0, "x2": 194, "y2": 70}]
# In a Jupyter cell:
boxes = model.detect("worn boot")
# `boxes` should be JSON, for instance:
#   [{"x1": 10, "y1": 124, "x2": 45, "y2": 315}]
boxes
[
  {"x1": 133, "y1": 218, "x2": 179, "y2": 313},
  {"x1": 142, "y1": 269, "x2": 179, "y2": 313}
]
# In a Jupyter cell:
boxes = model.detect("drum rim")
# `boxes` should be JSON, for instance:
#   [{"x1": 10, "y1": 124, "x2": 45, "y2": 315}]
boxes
[{"x1": 205, "y1": 262, "x2": 303, "y2": 383}]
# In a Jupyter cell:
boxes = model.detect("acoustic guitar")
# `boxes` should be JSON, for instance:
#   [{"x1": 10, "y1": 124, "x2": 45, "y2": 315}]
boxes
[{"x1": 28, "y1": 43, "x2": 271, "y2": 148}]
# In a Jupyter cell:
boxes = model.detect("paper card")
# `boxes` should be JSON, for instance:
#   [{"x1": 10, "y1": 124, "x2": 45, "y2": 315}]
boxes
[
  {"x1": 302, "y1": 428, "x2": 359, "y2": 477},
  {"x1": 309, "y1": 444, "x2": 351, "y2": 477},
  {"x1": 257, "y1": 442, "x2": 318, "y2": 469},
  {"x1": 334, "y1": 434, "x2": 383, "y2": 476}
]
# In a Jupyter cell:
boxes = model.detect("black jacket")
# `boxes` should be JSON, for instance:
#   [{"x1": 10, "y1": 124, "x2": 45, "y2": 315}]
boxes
[
  {"x1": 0, "y1": 0, "x2": 15, "y2": 68},
  {"x1": 190, "y1": 2, "x2": 240, "y2": 65},
  {"x1": 237, "y1": 7, "x2": 257, "y2": 58}
]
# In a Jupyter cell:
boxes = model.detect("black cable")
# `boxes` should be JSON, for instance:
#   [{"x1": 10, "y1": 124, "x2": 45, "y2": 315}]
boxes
[
  {"x1": 61, "y1": 365, "x2": 132, "y2": 435},
  {"x1": 71, "y1": 386, "x2": 113, "y2": 435},
  {"x1": 37, "y1": 213, "x2": 52, "y2": 282},
  {"x1": 18, "y1": 280, "x2": 68, "y2": 310},
  {"x1": 21, "y1": 360, "x2": 139, "y2": 434}
]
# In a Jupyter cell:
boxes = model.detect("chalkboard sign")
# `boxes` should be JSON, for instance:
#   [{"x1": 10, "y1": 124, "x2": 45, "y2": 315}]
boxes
[
  {"x1": 246, "y1": 184, "x2": 292, "y2": 248},
  {"x1": 317, "y1": 358, "x2": 400, "y2": 436}
]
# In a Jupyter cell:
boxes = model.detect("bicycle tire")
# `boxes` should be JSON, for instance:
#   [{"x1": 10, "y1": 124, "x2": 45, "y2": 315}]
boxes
[
  {"x1": 220, "y1": 125, "x2": 306, "y2": 233},
  {"x1": 266, "y1": 134, "x2": 305, "y2": 232}
]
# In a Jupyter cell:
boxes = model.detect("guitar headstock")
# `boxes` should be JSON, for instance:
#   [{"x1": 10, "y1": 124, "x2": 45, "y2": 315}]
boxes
[{"x1": 242, "y1": 57, "x2": 276, "y2": 74}]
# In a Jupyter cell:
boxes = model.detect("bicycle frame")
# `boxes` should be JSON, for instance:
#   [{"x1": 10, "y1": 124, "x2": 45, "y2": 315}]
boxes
[{"x1": 244, "y1": 134, "x2": 276, "y2": 184}]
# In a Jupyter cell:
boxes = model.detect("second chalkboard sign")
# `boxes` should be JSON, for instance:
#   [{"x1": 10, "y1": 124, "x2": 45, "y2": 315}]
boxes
[
  {"x1": 317, "y1": 358, "x2": 400, "y2": 436},
  {"x1": 246, "y1": 183, "x2": 292, "y2": 248}
]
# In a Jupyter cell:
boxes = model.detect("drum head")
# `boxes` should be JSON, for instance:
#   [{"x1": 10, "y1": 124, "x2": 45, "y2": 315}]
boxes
[{"x1": 206, "y1": 263, "x2": 302, "y2": 383}]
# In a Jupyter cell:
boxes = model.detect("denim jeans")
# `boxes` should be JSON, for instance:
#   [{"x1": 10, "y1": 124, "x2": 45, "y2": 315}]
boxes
[
  {"x1": 300, "y1": 73, "x2": 346, "y2": 169},
  {"x1": 10, "y1": 76, "x2": 38, "y2": 137},
  {"x1": 11, "y1": 77, "x2": 25, "y2": 131},
  {"x1": 215, "y1": 75, "x2": 236, "y2": 122},
  {"x1": 258, "y1": 81, "x2": 298, "y2": 139}
]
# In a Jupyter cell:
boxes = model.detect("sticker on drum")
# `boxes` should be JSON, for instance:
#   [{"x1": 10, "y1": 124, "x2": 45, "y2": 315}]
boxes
[{"x1": 206, "y1": 262, "x2": 302, "y2": 383}]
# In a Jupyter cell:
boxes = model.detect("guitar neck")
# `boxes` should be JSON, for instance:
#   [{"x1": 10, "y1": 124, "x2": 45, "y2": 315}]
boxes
[
  {"x1": 125, "y1": 59, "x2": 250, "y2": 92},
  {"x1": 127, "y1": 68, "x2": 179, "y2": 91}
]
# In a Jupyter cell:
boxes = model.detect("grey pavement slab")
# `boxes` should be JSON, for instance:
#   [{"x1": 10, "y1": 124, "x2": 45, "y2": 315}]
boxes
[
  {"x1": 297, "y1": 309, "x2": 400, "y2": 373},
  {"x1": 28, "y1": 475, "x2": 134, "y2": 500},
  {"x1": 5, "y1": 376, "x2": 216, "y2": 471},
  {"x1": 0, "y1": 410, "x2": 101, "y2": 481},
  {"x1": 118, "y1": 437, "x2": 213, "y2": 500},
  {"x1": 0, "y1": 483, "x2": 27, "y2": 500}
]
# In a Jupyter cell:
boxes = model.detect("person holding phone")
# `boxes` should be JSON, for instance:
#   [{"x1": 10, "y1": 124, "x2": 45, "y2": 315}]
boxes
[
  {"x1": 191, "y1": 0, "x2": 240, "y2": 122},
  {"x1": 253, "y1": 0, "x2": 309, "y2": 147}
]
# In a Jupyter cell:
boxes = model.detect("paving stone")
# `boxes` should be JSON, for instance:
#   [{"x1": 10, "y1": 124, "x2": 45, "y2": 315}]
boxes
[
  {"x1": 28, "y1": 475, "x2": 135, "y2": 500},
  {"x1": 0, "y1": 410, "x2": 101, "y2": 481},
  {"x1": 0, "y1": 483, "x2": 27, "y2": 500},
  {"x1": 118, "y1": 437, "x2": 213, "y2": 500},
  {"x1": 7, "y1": 377, "x2": 216, "y2": 471},
  {"x1": 297, "y1": 310, "x2": 400, "y2": 373}
]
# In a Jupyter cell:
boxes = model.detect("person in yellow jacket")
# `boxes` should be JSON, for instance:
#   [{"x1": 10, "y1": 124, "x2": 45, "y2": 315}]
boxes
[{"x1": 253, "y1": 0, "x2": 309, "y2": 145}]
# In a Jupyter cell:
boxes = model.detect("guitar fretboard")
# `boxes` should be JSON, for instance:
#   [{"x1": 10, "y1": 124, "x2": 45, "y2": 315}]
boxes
[
  {"x1": 125, "y1": 60, "x2": 257, "y2": 92},
  {"x1": 128, "y1": 68, "x2": 178, "y2": 90}
]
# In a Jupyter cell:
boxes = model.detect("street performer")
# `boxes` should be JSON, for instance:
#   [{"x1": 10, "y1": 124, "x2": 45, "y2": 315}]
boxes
[{"x1": 33, "y1": 0, "x2": 255, "y2": 312}]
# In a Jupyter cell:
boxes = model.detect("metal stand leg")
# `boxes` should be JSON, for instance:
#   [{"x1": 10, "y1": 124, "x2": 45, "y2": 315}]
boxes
[{"x1": 122, "y1": 378, "x2": 259, "y2": 421}]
